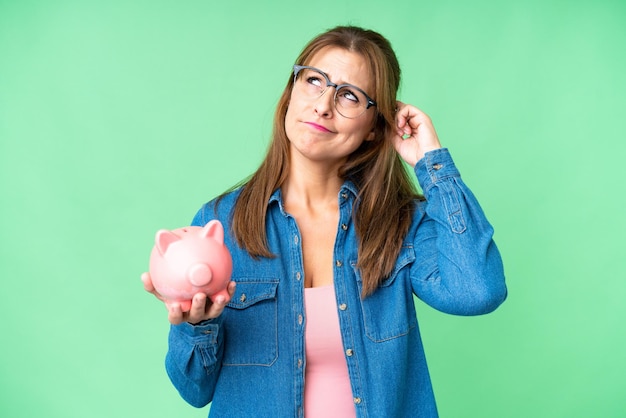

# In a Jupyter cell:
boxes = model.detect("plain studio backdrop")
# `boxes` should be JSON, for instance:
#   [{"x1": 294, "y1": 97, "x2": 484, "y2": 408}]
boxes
[{"x1": 1, "y1": 1, "x2": 624, "y2": 417}]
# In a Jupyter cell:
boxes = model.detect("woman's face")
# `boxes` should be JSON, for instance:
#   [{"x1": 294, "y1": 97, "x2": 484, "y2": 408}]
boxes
[{"x1": 284, "y1": 46, "x2": 377, "y2": 167}]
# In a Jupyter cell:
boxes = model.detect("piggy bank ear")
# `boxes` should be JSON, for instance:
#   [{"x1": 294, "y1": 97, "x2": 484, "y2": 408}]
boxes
[
  {"x1": 155, "y1": 230, "x2": 180, "y2": 256},
  {"x1": 201, "y1": 220, "x2": 224, "y2": 244}
]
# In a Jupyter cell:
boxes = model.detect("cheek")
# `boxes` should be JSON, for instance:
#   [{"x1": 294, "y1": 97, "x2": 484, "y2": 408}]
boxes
[
  {"x1": 284, "y1": 93, "x2": 305, "y2": 138},
  {"x1": 285, "y1": 91, "x2": 296, "y2": 117},
  {"x1": 352, "y1": 117, "x2": 376, "y2": 140},
  {"x1": 284, "y1": 104, "x2": 295, "y2": 137}
]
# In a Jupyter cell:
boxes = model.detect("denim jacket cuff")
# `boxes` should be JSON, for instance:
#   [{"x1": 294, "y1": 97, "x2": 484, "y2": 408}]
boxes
[
  {"x1": 171, "y1": 317, "x2": 223, "y2": 343},
  {"x1": 414, "y1": 148, "x2": 460, "y2": 193}
]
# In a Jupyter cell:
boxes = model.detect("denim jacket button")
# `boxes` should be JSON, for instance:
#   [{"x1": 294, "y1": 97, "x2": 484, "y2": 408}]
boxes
[
  {"x1": 335, "y1": 260, "x2": 343, "y2": 267},
  {"x1": 341, "y1": 223, "x2": 348, "y2": 231},
  {"x1": 298, "y1": 314, "x2": 303, "y2": 325},
  {"x1": 296, "y1": 272, "x2": 301, "y2": 281},
  {"x1": 339, "y1": 303, "x2": 347, "y2": 311},
  {"x1": 432, "y1": 163, "x2": 443, "y2": 170},
  {"x1": 239, "y1": 293, "x2": 247, "y2": 303},
  {"x1": 353, "y1": 397, "x2": 362, "y2": 404},
  {"x1": 345, "y1": 348, "x2": 353, "y2": 356}
]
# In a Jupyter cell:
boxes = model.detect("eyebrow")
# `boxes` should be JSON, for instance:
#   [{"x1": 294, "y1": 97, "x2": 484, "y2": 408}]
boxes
[{"x1": 315, "y1": 66, "x2": 367, "y2": 90}]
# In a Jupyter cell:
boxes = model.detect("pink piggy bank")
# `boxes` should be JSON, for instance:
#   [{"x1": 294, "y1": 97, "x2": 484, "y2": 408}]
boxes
[{"x1": 148, "y1": 220, "x2": 232, "y2": 312}]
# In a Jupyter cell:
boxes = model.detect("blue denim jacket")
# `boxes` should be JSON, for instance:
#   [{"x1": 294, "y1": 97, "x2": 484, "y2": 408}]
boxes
[{"x1": 164, "y1": 148, "x2": 507, "y2": 418}]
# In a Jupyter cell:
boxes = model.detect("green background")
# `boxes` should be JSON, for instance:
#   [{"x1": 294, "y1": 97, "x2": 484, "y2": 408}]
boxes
[{"x1": 1, "y1": 0, "x2": 624, "y2": 417}]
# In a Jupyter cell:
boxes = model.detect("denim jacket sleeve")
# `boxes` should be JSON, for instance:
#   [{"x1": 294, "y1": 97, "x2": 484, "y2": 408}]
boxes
[
  {"x1": 410, "y1": 148, "x2": 507, "y2": 315},
  {"x1": 165, "y1": 318, "x2": 224, "y2": 408}
]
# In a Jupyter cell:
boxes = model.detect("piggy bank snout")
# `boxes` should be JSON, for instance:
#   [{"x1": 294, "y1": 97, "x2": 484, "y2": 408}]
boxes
[{"x1": 188, "y1": 263, "x2": 212, "y2": 287}]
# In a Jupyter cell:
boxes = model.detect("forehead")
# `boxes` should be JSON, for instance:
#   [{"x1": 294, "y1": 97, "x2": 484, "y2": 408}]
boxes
[{"x1": 306, "y1": 46, "x2": 373, "y2": 92}]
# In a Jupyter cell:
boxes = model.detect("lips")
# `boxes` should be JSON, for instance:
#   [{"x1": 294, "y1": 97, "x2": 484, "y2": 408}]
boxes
[{"x1": 304, "y1": 122, "x2": 333, "y2": 133}]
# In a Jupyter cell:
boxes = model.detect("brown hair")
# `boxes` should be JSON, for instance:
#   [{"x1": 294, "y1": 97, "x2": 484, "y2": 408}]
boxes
[{"x1": 225, "y1": 26, "x2": 421, "y2": 297}]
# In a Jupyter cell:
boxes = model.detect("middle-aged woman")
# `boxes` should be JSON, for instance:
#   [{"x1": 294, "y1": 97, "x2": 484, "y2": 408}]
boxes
[{"x1": 143, "y1": 25, "x2": 507, "y2": 418}]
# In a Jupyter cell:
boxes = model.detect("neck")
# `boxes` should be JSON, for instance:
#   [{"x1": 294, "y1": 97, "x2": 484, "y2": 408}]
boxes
[{"x1": 282, "y1": 156, "x2": 344, "y2": 215}]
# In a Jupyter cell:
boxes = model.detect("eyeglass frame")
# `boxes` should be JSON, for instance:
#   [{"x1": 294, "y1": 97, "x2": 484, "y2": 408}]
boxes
[{"x1": 292, "y1": 64, "x2": 377, "y2": 118}]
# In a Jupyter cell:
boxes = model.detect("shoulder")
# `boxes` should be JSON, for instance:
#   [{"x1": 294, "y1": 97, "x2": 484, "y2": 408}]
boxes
[
  {"x1": 411, "y1": 196, "x2": 427, "y2": 217},
  {"x1": 191, "y1": 188, "x2": 243, "y2": 226}
]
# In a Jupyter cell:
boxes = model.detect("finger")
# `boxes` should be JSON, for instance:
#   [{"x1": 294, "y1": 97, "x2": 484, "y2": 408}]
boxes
[
  {"x1": 396, "y1": 107, "x2": 410, "y2": 130},
  {"x1": 141, "y1": 272, "x2": 155, "y2": 292},
  {"x1": 204, "y1": 282, "x2": 236, "y2": 320},
  {"x1": 401, "y1": 111, "x2": 435, "y2": 142},
  {"x1": 167, "y1": 302, "x2": 184, "y2": 325},
  {"x1": 187, "y1": 293, "x2": 209, "y2": 323},
  {"x1": 141, "y1": 272, "x2": 166, "y2": 302},
  {"x1": 205, "y1": 294, "x2": 228, "y2": 320},
  {"x1": 227, "y1": 281, "x2": 237, "y2": 297},
  {"x1": 396, "y1": 104, "x2": 421, "y2": 136}
]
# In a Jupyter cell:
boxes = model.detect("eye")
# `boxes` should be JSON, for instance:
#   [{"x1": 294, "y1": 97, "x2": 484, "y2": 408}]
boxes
[
  {"x1": 337, "y1": 88, "x2": 360, "y2": 104},
  {"x1": 306, "y1": 75, "x2": 324, "y2": 88}
]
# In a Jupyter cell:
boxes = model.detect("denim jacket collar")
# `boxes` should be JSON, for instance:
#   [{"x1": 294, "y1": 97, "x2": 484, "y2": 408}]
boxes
[{"x1": 268, "y1": 180, "x2": 360, "y2": 217}]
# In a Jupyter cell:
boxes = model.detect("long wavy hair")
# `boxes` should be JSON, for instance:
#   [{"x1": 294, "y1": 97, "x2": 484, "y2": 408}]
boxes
[{"x1": 225, "y1": 26, "x2": 421, "y2": 297}]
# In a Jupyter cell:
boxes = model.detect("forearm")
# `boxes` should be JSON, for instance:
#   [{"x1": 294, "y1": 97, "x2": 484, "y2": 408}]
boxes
[
  {"x1": 412, "y1": 148, "x2": 507, "y2": 315},
  {"x1": 165, "y1": 319, "x2": 224, "y2": 407}
]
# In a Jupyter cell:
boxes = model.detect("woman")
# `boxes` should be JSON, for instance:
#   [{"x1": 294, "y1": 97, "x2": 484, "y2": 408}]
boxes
[{"x1": 143, "y1": 25, "x2": 507, "y2": 417}]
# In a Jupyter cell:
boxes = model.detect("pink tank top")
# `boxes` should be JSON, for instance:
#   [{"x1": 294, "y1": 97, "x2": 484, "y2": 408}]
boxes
[{"x1": 304, "y1": 285, "x2": 356, "y2": 418}]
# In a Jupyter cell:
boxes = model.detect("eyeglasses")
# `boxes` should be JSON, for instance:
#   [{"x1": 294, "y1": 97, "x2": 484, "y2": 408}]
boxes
[{"x1": 292, "y1": 65, "x2": 377, "y2": 119}]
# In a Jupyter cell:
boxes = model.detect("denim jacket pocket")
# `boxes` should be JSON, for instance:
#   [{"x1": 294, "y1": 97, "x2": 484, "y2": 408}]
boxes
[
  {"x1": 352, "y1": 245, "x2": 418, "y2": 342},
  {"x1": 222, "y1": 279, "x2": 279, "y2": 366}
]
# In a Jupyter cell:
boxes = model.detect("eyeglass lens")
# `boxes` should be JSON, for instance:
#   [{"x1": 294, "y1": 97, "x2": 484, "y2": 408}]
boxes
[{"x1": 295, "y1": 67, "x2": 369, "y2": 118}]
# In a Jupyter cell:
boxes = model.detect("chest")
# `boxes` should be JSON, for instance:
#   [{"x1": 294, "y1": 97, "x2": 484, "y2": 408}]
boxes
[{"x1": 294, "y1": 212, "x2": 339, "y2": 288}]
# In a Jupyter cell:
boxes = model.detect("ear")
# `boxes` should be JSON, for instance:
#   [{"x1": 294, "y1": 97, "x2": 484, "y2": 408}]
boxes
[
  {"x1": 201, "y1": 220, "x2": 225, "y2": 244},
  {"x1": 365, "y1": 129, "x2": 376, "y2": 142},
  {"x1": 155, "y1": 230, "x2": 180, "y2": 256}
]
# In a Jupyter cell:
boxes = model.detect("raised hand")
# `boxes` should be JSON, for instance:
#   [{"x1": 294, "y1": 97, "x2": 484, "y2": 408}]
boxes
[{"x1": 389, "y1": 101, "x2": 442, "y2": 167}]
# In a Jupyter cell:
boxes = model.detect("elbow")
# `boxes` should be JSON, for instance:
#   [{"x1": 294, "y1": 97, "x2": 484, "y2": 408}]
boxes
[
  {"x1": 460, "y1": 277, "x2": 508, "y2": 316},
  {"x1": 165, "y1": 356, "x2": 214, "y2": 408},
  {"x1": 464, "y1": 249, "x2": 508, "y2": 315},
  {"x1": 169, "y1": 376, "x2": 213, "y2": 409},
  {"x1": 474, "y1": 284, "x2": 507, "y2": 315},
  {"x1": 430, "y1": 279, "x2": 507, "y2": 316},
  {"x1": 182, "y1": 393, "x2": 212, "y2": 409}
]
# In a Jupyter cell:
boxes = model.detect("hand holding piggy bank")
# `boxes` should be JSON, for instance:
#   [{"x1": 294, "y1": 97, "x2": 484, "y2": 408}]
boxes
[{"x1": 145, "y1": 220, "x2": 233, "y2": 312}]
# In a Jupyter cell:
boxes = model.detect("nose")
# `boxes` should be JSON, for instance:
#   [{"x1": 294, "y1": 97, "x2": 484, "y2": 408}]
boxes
[{"x1": 314, "y1": 88, "x2": 335, "y2": 117}]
